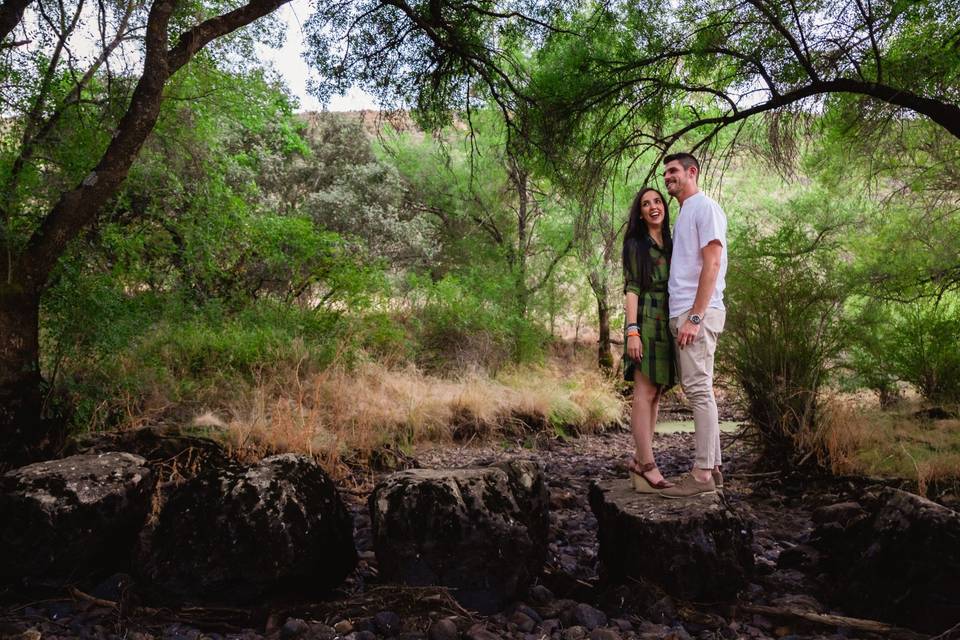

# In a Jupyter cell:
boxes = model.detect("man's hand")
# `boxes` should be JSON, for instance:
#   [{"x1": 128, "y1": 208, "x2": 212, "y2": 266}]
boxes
[
  {"x1": 627, "y1": 335, "x2": 642, "y2": 360},
  {"x1": 677, "y1": 319, "x2": 700, "y2": 348}
]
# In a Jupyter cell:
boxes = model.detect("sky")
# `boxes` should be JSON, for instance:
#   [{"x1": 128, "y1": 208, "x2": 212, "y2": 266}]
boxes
[{"x1": 256, "y1": 0, "x2": 380, "y2": 113}]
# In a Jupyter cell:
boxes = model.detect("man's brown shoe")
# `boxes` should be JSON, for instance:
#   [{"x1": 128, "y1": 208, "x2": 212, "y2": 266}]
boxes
[{"x1": 660, "y1": 473, "x2": 717, "y2": 499}]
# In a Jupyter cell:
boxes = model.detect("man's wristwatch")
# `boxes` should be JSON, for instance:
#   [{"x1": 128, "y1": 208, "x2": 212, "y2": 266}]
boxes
[{"x1": 688, "y1": 313, "x2": 703, "y2": 325}]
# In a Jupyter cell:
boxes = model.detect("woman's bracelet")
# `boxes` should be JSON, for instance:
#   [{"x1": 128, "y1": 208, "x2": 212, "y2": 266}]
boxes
[
  {"x1": 626, "y1": 322, "x2": 639, "y2": 331},
  {"x1": 626, "y1": 330, "x2": 640, "y2": 338}
]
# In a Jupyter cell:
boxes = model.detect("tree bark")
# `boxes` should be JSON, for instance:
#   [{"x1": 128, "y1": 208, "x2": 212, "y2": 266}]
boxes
[
  {"x1": 588, "y1": 270, "x2": 613, "y2": 371},
  {"x1": 0, "y1": 283, "x2": 61, "y2": 469}
]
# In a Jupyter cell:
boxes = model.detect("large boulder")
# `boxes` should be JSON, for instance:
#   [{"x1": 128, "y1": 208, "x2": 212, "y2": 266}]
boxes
[
  {"x1": 136, "y1": 453, "x2": 357, "y2": 602},
  {"x1": 0, "y1": 453, "x2": 154, "y2": 582},
  {"x1": 64, "y1": 424, "x2": 231, "y2": 480},
  {"x1": 369, "y1": 459, "x2": 549, "y2": 613},
  {"x1": 589, "y1": 479, "x2": 753, "y2": 601},
  {"x1": 811, "y1": 488, "x2": 960, "y2": 633}
]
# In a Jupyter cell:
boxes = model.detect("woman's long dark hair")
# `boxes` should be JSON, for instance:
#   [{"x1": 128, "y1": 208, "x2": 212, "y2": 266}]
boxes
[{"x1": 622, "y1": 187, "x2": 672, "y2": 293}]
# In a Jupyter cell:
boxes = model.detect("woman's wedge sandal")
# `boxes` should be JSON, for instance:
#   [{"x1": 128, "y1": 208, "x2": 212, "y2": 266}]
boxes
[{"x1": 629, "y1": 460, "x2": 675, "y2": 493}]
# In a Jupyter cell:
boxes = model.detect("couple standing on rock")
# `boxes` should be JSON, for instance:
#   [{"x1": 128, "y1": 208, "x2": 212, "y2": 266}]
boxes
[{"x1": 622, "y1": 152, "x2": 727, "y2": 498}]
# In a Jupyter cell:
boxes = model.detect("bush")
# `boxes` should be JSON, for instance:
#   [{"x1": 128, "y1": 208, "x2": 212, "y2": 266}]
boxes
[
  {"x1": 720, "y1": 203, "x2": 853, "y2": 466},
  {"x1": 887, "y1": 298, "x2": 960, "y2": 405}
]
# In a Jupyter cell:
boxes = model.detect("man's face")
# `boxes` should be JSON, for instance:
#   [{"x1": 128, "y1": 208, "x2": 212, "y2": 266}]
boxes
[{"x1": 663, "y1": 160, "x2": 694, "y2": 197}]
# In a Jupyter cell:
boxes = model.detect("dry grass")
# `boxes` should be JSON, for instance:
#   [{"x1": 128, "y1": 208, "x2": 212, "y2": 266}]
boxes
[
  {"x1": 819, "y1": 395, "x2": 960, "y2": 496},
  {"x1": 197, "y1": 358, "x2": 623, "y2": 475}
]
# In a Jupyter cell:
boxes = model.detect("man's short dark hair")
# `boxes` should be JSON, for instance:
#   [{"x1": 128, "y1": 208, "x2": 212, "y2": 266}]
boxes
[{"x1": 663, "y1": 152, "x2": 700, "y2": 173}]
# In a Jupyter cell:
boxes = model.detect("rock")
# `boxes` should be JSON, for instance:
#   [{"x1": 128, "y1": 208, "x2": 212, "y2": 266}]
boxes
[
  {"x1": 334, "y1": 621, "x2": 354, "y2": 635},
  {"x1": 589, "y1": 630, "x2": 621, "y2": 640},
  {"x1": 0, "y1": 453, "x2": 154, "y2": 581},
  {"x1": 588, "y1": 479, "x2": 753, "y2": 601},
  {"x1": 775, "y1": 544, "x2": 819, "y2": 570},
  {"x1": 562, "y1": 626, "x2": 587, "y2": 640},
  {"x1": 280, "y1": 618, "x2": 310, "y2": 640},
  {"x1": 464, "y1": 623, "x2": 500, "y2": 640},
  {"x1": 810, "y1": 501, "x2": 867, "y2": 526},
  {"x1": 428, "y1": 618, "x2": 459, "y2": 640},
  {"x1": 136, "y1": 454, "x2": 356, "y2": 601},
  {"x1": 812, "y1": 488, "x2": 960, "y2": 633},
  {"x1": 370, "y1": 459, "x2": 548, "y2": 613},
  {"x1": 572, "y1": 604, "x2": 607, "y2": 630},
  {"x1": 527, "y1": 584, "x2": 554, "y2": 606},
  {"x1": 509, "y1": 611, "x2": 535, "y2": 632},
  {"x1": 374, "y1": 611, "x2": 401, "y2": 635},
  {"x1": 64, "y1": 425, "x2": 229, "y2": 471}
]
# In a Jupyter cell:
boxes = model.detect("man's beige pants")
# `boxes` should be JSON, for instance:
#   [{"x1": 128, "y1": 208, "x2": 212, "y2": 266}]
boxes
[{"x1": 669, "y1": 308, "x2": 726, "y2": 469}]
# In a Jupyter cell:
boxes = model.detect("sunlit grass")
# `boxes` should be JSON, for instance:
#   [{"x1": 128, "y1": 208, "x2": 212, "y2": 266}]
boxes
[{"x1": 820, "y1": 397, "x2": 960, "y2": 496}]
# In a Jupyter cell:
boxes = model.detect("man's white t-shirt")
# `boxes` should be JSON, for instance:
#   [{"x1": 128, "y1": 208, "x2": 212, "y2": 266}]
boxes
[{"x1": 668, "y1": 191, "x2": 728, "y2": 319}]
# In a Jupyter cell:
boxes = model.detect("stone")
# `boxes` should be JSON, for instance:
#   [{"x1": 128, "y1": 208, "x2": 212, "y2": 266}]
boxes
[
  {"x1": 280, "y1": 619, "x2": 310, "y2": 640},
  {"x1": 427, "y1": 618, "x2": 459, "y2": 640},
  {"x1": 63, "y1": 425, "x2": 229, "y2": 473},
  {"x1": 562, "y1": 626, "x2": 587, "y2": 640},
  {"x1": 464, "y1": 623, "x2": 500, "y2": 640},
  {"x1": 509, "y1": 612, "x2": 536, "y2": 633},
  {"x1": 370, "y1": 459, "x2": 548, "y2": 613},
  {"x1": 572, "y1": 604, "x2": 607, "y2": 630},
  {"x1": 527, "y1": 584, "x2": 554, "y2": 606},
  {"x1": 812, "y1": 488, "x2": 960, "y2": 633},
  {"x1": 334, "y1": 621, "x2": 354, "y2": 635},
  {"x1": 136, "y1": 454, "x2": 356, "y2": 601},
  {"x1": 589, "y1": 630, "x2": 621, "y2": 640},
  {"x1": 0, "y1": 452, "x2": 154, "y2": 581},
  {"x1": 775, "y1": 544, "x2": 820, "y2": 570},
  {"x1": 588, "y1": 479, "x2": 753, "y2": 601},
  {"x1": 374, "y1": 611, "x2": 401, "y2": 635}
]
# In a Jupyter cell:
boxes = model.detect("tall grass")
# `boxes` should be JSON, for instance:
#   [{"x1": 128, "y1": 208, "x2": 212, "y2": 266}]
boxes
[{"x1": 819, "y1": 396, "x2": 960, "y2": 498}]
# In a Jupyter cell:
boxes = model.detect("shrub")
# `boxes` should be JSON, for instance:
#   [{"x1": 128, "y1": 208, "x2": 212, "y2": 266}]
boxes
[{"x1": 720, "y1": 202, "x2": 853, "y2": 466}]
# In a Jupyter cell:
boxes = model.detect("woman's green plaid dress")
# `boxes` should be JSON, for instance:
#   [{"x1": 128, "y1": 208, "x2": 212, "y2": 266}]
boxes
[{"x1": 623, "y1": 239, "x2": 677, "y2": 387}]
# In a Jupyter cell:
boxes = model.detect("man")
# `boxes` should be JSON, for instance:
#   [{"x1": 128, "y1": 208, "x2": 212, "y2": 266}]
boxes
[{"x1": 659, "y1": 152, "x2": 728, "y2": 498}]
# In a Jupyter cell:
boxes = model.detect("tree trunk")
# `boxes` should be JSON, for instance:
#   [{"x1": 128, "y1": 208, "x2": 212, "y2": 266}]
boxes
[
  {"x1": 588, "y1": 271, "x2": 613, "y2": 371},
  {"x1": 0, "y1": 283, "x2": 62, "y2": 469}
]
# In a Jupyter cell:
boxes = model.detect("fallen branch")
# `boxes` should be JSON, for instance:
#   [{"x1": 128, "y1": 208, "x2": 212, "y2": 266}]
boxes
[{"x1": 739, "y1": 604, "x2": 928, "y2": 640}]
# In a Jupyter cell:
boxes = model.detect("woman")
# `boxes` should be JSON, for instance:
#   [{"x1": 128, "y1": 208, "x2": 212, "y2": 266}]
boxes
[{"x1": 622, "y1": 187, "x2": 677, "y2": 492}]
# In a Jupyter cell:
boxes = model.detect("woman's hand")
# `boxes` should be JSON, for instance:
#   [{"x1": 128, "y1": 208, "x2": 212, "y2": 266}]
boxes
[{"x1": 627, "y1": 334, "x2": 642, "y2": 360}]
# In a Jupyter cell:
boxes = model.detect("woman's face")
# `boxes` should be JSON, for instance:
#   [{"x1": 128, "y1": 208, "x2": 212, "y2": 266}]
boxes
[{"x1": 639, "y1": 191, "x2": 665, "y2": 229}]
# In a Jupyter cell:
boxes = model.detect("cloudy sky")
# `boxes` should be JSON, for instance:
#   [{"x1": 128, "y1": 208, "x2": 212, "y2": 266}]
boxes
[{"x1": 256, "y1": 0, "x2": 380, "y2": 112}]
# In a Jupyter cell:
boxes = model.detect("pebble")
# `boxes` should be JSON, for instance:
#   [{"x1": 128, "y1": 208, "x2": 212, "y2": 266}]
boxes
[
  {"x1": 589, "y1": 630, "x2": 621, "y2": 640},
  {"x1": 428, "y1": 618, "x2": 459, "y2": 640},
  {"x1": 572, "y1": 603, "x2": 607, "y2": 630},
  {"x1": 279, "y1": 618, "x2": 309, "y2": 640},
  {"x1": 562, "y1": 626, "x2": 587, "y2": 640},
  {"x1": 464, "y1": 623, "x2": 500, "y2": 640},
  {"x1": 374, "y1": 611, "x2": 402, "y2": 635}
]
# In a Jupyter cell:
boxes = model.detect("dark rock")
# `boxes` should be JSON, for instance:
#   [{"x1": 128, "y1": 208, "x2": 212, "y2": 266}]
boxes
[
  {"x1": 64, "y1": 425, "x2": 229, "y2": 477},
  {"x1": 775, "y1": 544, "x2": 819, "y2": 570},
  {"x1": 810, "y1": 501, "x2": 867, "y2": 526},
  {"x1": 427, "y1": 618, "x2": 459, "y2": 640},
  {"x1": 527, "y1": 584, "x2": 554, "y2": 606},
  {"x1": 370, "y1": 459, "x2": 548, "y2": 614},
  {"x1": 464, "y1": 623, "x2": 500, "y2": 640},
  {"x1": 509, "y1": 611, "x2": 535, "y2": 633},
  {"x1": 562, "y1": 626, "x2": 587, "y2": 640},
  {"x1": 280, "y1": 618, "x2": 310, "y2": 640},
  {"x1": 334, "y1": 621, "x2": 354, "y2": 635},
  {"x1": 374, "y1": 611, "x2": 402, "y2": 635},
  {"x1": 572, "y1": 603, "x2": 607, "y2": 630},
  {"x1": 812, "y1": 488, "x2": 960, "y2": 633},
  {"x1": 589, "y1": 630, "x2": 621, "y2": 640},
  {"x1": 511, "y1": 604, "x2": 542, "y2": 624},
  {"x1": 0, "y1": 453, "x2": 154, "y2": 581},
  {"x1": 136, "y1": 454, "x2": 356, "y2": 601},
  {"x1": 589, "y1": 479, "x2": 753, "y2": 601}
]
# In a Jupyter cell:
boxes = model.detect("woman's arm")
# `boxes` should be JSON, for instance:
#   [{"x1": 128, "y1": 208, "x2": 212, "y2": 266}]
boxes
[{"x1": 625, "y1": 291, "x2": 642, "y2": 360}]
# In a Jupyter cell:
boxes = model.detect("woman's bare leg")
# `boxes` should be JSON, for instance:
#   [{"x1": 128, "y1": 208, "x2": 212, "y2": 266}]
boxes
[{"x1": 631, "y1": 370, "x2": 666, "y2": 485}]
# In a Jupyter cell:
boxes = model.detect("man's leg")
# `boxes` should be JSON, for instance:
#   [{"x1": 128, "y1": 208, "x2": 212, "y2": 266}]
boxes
[{"x1": 671, "y1": 309, "x2": 725, "y2": 473}]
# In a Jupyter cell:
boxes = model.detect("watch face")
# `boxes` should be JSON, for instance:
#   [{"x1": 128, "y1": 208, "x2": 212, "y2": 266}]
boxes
[{"x1": 690, "y1": 314, "x2": 701, "y2": 324}]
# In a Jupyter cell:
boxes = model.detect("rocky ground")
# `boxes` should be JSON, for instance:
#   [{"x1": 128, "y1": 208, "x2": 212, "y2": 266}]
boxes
[{"x1": 0, "y1": 424, "x2": 934, "y2": 640}]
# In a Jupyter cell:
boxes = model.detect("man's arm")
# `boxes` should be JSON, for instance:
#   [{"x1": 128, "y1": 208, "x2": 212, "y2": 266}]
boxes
[{"x1": 676, "y1": 240, "x2": 723, "y2": 348}]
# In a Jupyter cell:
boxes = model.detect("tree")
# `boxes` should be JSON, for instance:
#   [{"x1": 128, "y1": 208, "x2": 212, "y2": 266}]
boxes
[{"x1": 0, "y1": 0, "x2": 291, "y2": 465}]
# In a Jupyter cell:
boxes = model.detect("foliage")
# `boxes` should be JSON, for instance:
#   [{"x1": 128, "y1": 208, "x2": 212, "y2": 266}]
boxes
[{"x1": 720, "y1": 192, "x2": 856, "y2": 465}]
